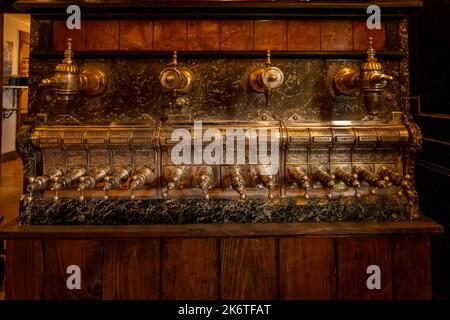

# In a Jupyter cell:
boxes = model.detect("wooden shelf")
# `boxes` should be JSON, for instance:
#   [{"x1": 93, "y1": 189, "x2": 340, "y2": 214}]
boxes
[{"x1": 0, "y1": 216, "x2": 442, "y2": 240}]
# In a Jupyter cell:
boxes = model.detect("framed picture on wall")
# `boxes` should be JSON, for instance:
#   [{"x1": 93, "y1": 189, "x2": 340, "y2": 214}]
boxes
[{"x1": 3, "y1": 40, "x2": 13, "y2": 77}]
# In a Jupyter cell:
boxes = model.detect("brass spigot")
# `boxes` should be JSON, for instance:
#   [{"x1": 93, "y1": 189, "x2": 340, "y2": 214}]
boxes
[
  {"x1": 312, "y1": 167, "x2": 335, "y2": 199},
  {"x1": 77, "y1": 165, "x2": 110, "y2": 201},
  {"x1": 378, "y1": 166, "x2": 411, "y2": 197},
  {"x1": 356, "y1": 166, "x2": 386, "y2": 194},
  {"x1": 249, "y1": 49, "x2": 284, "y2": 108},
  {"x1": 231, "y1": 166, "x2": 246, "y2": 200},
  {"x1": 24, "y1": 167, "x2": 67, "y2": 202},
  {"x1": 334, "y1": 37, "x2": 393, "y2": 116},
  {"x1": 129, "y1": 167, "x2": 155, "y2": 200},
  {"x1": 256, "y1": 165, "x2": 275, "y2": 200},
  {"x1": 334, "y1": 167, "x2": 361, "y2": 199},
  {"x1": 159, "y1": 51, "x2": 194, "y2": 108},
  {"x1": 103, "y1": 167, "x2": 132, "y2": 199},
  {"x1": 50, "y1": 167, "x2": 87, "y2": 201},
  {"x1": 198, "y1": 166, "x2": 213, "y2": 200},
  {"x1": 40, "y1": 38, "x2": 107, "y2": 114},
  {"x1": 288, "y1": 166, "x2": 310, "y2": 200},
  {"x1": 162, "y1": 166, "x2": 185, "y2": 198}
]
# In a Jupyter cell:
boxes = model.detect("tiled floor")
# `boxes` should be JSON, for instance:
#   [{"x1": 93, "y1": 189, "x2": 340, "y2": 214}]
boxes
[{"x1": 0, "y1": 158, "x2": 22, "y2": 300}]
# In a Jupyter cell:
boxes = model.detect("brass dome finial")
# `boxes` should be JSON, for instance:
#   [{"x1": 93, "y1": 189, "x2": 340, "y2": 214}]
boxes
[
  {"x1": 171, "y1": 51, "x2": 178, "y2": 65},
  {"x1": 366, "y1": 37, "x2": 377, "y2": 62},
  {"x1": 63, "y1": 38, "x2": 74, "y2": 64},
  {"x1": 265, "y1": 49, "x2": 271, "y2": 67}
]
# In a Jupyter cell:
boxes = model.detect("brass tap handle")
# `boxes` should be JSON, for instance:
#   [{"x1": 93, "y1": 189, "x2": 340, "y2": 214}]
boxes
[
  {"x1": 334, "y1": 168, "x2": 361, "y2": 198},
  {"x1": 129, "y1": 167, "x2": 155, "y2": 200},
  {"x1": 162, "y1": 166, "x2": 185, "y2": 198},
  {"x1": 231, "y1": 167, "x2": 246, "y2": 200},
  {"x1": 356, "y1": 166, "x2": 386, "y2": 194},
  {"x1": 248, "y1": 49, "x2": 284, "y2": 108},
  {"x1": 104, "y1": 167, "x2": 132, "y2": 195},
  {"x1": 198, "y1": 166, "x2": 213, "y2": 200},
  {"x1": 256, "y1": 165, "x2": 275, "y2": 200},
  {"x1": 51, "y1": 167, "x2": 87, "y2": 191},
  {"x1": 312, "y1": 167, "x2": 335, "y2": 199},
  {"x1": 378, "y1": 166, "x2": 410, "y2": 197},
  {"x1": 27, "y1": 176, "x2": 50, "y2": 193},
  {"x1": 77, "y1": 165, "x2": 111, "y2": 200},
  {"x1": 288, "y1": 167, "x2": 310, "y2": 199}
]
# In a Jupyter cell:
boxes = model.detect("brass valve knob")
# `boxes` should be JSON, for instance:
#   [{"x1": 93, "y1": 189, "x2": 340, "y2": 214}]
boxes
[
  {"x1": 159, "y1": 51, "x2": 194, "y2": 107},
  {"x1": 312, "y1": 167, "x2": 335, "y2": 199},
  {"x1": 162, "y1": 166, "x2": 185, "y2": 198},
  {"x1": 249, "y1": 50, "x2": 284, "y2": 108},
  {"x1": 378, "y1": 166, "x2": 410, "y2": 197},
  {"x1": 51, "y1": 167, "x2": 87, "y2": 191},
  {"x1": 129, "y1": 167, "x2": 155, "y2": 200},
  {"x1": 288, "y1": 166, "x2": 310, "y2": 200},
  {"x1": 257, "y1": 165, "x2": 275, "y2": 200},
  {"x1": 77, "y1": 165, "x2": 110, "y2": 201},
  {"x1": 356, "y1": 166, "x2": 386, "y2": 194},
  {"x1": 334, "y1": 167, "x2": 361, "y2": 198},
  {"x1": 104, "y1": 167, "x2": 132, "y2": 194},
  {"x1": 198, "y1": 166, "x2": 214, "y2": 200},
  {"x1": 231, "y1": 167, "x2": 246, "y2": 200}
]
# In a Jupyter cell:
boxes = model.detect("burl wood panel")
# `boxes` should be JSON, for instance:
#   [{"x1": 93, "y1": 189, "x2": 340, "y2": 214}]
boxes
[
  {"x1": 353, "y1": 21, "x2": 386, "y2": 51},
  {"x1": 103, "y1": 240, "x2": 160, "y2": 300},
  {"x1": 220, "y1": 20, "x2": 253, "y2": 50},
  {"x1": 221, "y1": 238, "x2": 277, "y2": 300},
  {"x1": 393, "y1": 235, "x2": 432, "y2": 300},
  {"x1": 254, "y1": 20, "x2": 287, "y2": 50},
  {"x1": 53, "y1": 20, "x2": 86, "y2": 51},
  {"x1": 188, "y1": 20, "x2": 220, "y2": 50},
  {"x1": 162, "y1": 239, "x2": 218, "y2": 299},
  {"x1": 287, "y1": 21, "x2": 321, "y2": 51},
  {"x1": 337, "y1": 236, "x2": 392, "y2": 299},
  {"x1": 154, "y1": 20, "x2": 187, "y2": 50},
  {"x1": 5, "y1": 240, "x2": 43, "y2": 300},
  {"x1": 321, "y1": 20, "x2": 354, "y2": 51},
  {"x1": 86, "y1": 21, "x2": 120, "y2": 51},
  {"x1": 43, "y1": 240, "x2": 103, "y2": 299},
  {"x1": 279, "y1": 237, "x2": 336, "y2": 299},
  {"x1": 119, "y1": 20, "x2": 153, "y2": 50}
]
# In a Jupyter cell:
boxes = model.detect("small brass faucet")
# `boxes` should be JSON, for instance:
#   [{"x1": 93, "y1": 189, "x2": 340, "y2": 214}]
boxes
[
  {"x1": 159, "y1": 51, "x2": 195, "y2": 108},
  {"x1": 41, "y1": 38, "x2": 107, "y2": 115},
  {"x1": 334, "y1": 37, "x2": 393, "y2": 117},
  {"x1": 249, "y1": 50, "x2": 284, "y2": 108}
]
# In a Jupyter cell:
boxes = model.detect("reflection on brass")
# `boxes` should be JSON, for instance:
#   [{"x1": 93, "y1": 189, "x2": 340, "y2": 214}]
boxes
[
  {"x1": 333, "y1": 37, "x2": 393, "y2": 117},
  {"x1": 159, "y1": 51, "x2": 195, "y2": 107},
  {"x1": 249, "y1": 50, "x2": 284, "y2": 108},
  {"x1": 231, "y1": 166, "x2": 246, "y2": 200},
  {"x1": 40, "y1": 38, "x2": 107, "y2": 114}
]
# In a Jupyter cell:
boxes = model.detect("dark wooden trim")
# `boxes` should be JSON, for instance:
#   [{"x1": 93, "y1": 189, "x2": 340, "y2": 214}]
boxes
[
  {"x1": 31, "y1": 50, "x2": 408, "y2": 60},
  {"x1": 0, "y1": 13, "x2": 3, "y2": 177},
  {"x1": 0, "y1": 216, "x2": 443, "y2": 240},
  {"x1": 1, "y1": 150, "x2": 19, "y2": 162},
  {"x1": 411, "y1": 96, "x2": 450, "y2": 120}
]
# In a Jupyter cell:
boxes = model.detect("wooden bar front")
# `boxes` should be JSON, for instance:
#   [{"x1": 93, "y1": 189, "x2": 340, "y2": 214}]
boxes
[{"x1": 0, "y1": 217, "x2": 442, "y2": 300}]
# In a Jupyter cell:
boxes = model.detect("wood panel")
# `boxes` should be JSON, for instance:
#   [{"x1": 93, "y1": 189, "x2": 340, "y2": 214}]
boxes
[
  {"x1": 220, "y1": 20, "x2": 253, "y2": 50},
  {"x1": 337, "y1": 236, "x2": 392, "y2": 300},
  {"x1": 5, "y1": 240, "x2": 43, "y2": 299},
  {"x1": 162, "y1": 239, "x2": 218, "y2": 299},
  {"x1": 86, "y1": 21, "x2": 120, "y2": 51},
  {"x1": 221, "y1": 238, "x2": 277, "y2": 300},
  {"x1": 187, "y1": 20, "x2": 220, "y2": 50},
  {"x1": 43, "y1": 240, "x2": 103, "y2": 299},
  {"x1": 53, "y1": 20, "x2": 86, "y2": 51},
  {"x1": 119, "y1": 20, "x2": 153, "y2": 50},
  {"x1": 353, "y1": 21, "x2": 386, "y2": 51},
  {"x1": 103, "y1": 240, "x2": 160, "y2": 300},
  {"x1": 154, "y1": 20, "x2": 187, "y2": 50},
  {"x1": 320, "y1": 20, "x2": 354, "y2": 51},
  {"x1": 287, "y1": 21, "x2": 321, "y2": 51},
  {"x1": 279, "y1": 237, "x2": 336, "y2": 299},
  {"x1": 393, "y1": 235, "x2": 432, "y2": 299},
  {"x1": 254, "y1": 20, "x2": 287, "y2": 50}
]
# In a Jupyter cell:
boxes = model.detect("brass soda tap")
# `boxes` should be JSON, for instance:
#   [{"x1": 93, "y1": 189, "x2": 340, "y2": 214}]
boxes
[
  {"x1": 312, "y1": 167, "x2": 335, "y2": 199},
  {"x1": 40, "y1": 38, "x2": 107, "y2": 115},
  {"x1": 334, "y1": 37, "x2": 393, "y2": 116},
  {"x1": 24, "y1": 167, "x2": 67, "y2": 202},
  {"x1": 230, "y1": 166, "x2": 246, "y2": 200},
  {"x1": 129, "y1": 167, "x2": 155, "y2": 200},
  {"x1": 356, "y1": 166, "x2": 386, "y2": 194},
  {"x1": 288, "y1": 166, "x2": 310, "y2": 200},
  {"x1": 256, "y1": 165, "x2": 275, "y2": 200},
  {"x1": 198, "y1": 166, "x2": 214, "y2": 200},
  {"x1": 249, "y1": 50, "x2": 284, "y2": 108},
  {"x1": 378, "y1": 166, "x2": 411, "y2": 197},
  {"x1": 77, "y1": 165, "x2": 110, "y2": 201},
  {"x1": 50, "y1": 167, "x2": 87, "y2": 201},
  {"x1": 103, "y1": 167, "x2": 132, "y2": 200},
  {"x1": 334, "y1": 167, "x2": 361, "y2": 199},
  {"x1": 162, "y1": 166, "x2": 185, "y2": 198},
  {"x1": 159, "y1": 51, "x2": 195, "y2": 108}
]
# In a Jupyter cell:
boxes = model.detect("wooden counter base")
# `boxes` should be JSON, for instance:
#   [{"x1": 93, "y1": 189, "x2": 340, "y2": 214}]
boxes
[{"x1": 0, "y1": 217, "x2": 442, "y2": 300}]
